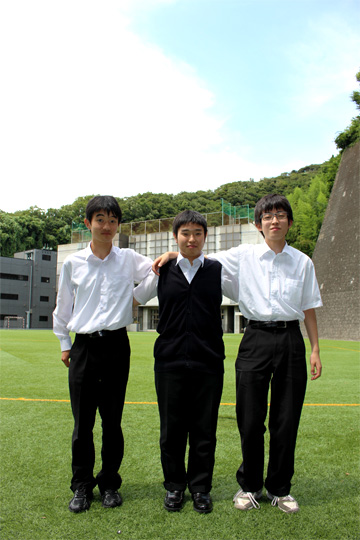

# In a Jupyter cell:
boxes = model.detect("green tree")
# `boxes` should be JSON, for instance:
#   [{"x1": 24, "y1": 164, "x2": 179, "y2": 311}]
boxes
[
  {"x1": 15, "y1": 212, "x2": 46, "y2": 251},
  {"x1": 286, "y1": 173, "x2": 330, "y2": 257},
  {"x1": 0, "y1": 213, "x2": 23, "y2": 256},
  {"x1": 351, "y1": 70, "x2": 360, "y2": 109},
  {"x1": 335, "y1": 70, "x2": 360, "y2": 151}
]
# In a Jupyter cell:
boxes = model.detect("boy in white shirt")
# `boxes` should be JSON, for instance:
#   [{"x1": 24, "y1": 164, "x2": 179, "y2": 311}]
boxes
[{"x1": 53, "y1": 196, "x2": 152, "y2": 513}]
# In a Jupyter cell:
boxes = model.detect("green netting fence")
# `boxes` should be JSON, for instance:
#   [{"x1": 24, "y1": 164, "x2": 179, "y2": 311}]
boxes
[
  {"x1": 71, "y1": 201, "x2": 254, "y2": 240},
  {"x1": 221, "y1": 199, "x2": 255, "y2": 222},
  {"x1": 71, "y1": 222, "x2": 92, "y2": 243}
]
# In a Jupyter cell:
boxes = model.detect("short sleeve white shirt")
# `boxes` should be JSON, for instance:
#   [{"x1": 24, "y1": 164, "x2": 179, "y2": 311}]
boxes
[
  {"x1": 53, "y1": 245, "x2": 153, "y2": 350},
  {"x1": 209, "y1": 242, "x2": 322, "y2": 321}
]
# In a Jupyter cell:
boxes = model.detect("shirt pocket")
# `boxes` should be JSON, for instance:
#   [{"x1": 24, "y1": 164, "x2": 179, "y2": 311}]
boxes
[{"x1": 282, "y1": 278, "x2": 303, "y2": 306}]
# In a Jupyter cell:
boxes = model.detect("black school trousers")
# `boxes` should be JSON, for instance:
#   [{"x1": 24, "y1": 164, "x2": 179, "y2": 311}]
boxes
[
  {"x1": 235, "y1": 323, "x2": 307, "y2": 497},
  {"x1": 155, "y1": 369, "x2": 223, "y2": 494},
  {"x1": 68, "y1": 328, "x2": 130, "y2": 494}
]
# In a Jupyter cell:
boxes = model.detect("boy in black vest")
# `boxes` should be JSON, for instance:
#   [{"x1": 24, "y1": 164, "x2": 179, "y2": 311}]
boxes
[{"x1": 134, "y1": 210, "x2": 236, "y2": 514}]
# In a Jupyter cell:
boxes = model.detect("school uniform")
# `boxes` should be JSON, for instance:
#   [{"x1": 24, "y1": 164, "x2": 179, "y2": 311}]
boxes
[
  {"x1": 53, "y1": 244, "x2": 152, "y2": 494},
  {"x1": 210, "y1": 242, "x2": 322, "y2": 497},
  {"x1": 134, "y1": 254, "x2": 232, "y2": 494}
]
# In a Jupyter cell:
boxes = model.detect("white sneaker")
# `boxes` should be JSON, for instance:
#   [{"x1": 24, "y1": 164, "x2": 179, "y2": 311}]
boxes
[
  {"x1": 233, "y1": 488, "x2": 262, "y2": 510},
  {"x1": 267, "y1": 491, "x2": 299, "y2": 513}
]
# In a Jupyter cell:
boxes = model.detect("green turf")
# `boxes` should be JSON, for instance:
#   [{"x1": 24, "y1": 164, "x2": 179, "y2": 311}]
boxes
[{"x1": 0, "y1": 330, "x2": 359, "y2": 540}]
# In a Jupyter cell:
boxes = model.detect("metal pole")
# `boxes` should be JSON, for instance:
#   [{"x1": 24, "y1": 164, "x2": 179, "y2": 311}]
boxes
[{"x1": 26, "y1": 263, "x2": 33, "y2": 329}]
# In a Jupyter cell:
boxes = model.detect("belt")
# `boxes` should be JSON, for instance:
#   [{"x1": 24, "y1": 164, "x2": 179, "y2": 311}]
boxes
[
  {"x1": 87, "y1": 330, "x2": 113, "y2": 338},
  {"x1": 247, "y1": 320, "x2": 299, "y2": 330}
]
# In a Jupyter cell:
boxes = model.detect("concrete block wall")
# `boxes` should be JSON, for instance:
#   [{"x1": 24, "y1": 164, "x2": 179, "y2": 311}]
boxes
[{"x1": 311, "y1": 141, "x2": 360, "y2": 340}]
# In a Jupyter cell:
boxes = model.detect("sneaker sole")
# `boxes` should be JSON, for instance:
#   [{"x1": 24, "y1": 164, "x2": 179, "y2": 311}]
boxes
[
  {"x1": 234, "y1": 493, "x2": 262, "y2": 511},
  {"x1": 277, "y1": 505, "x2": 299, "y2": 514},
  {"x1": 266, "y1": 492, "x2": 299, "y2": 513}
]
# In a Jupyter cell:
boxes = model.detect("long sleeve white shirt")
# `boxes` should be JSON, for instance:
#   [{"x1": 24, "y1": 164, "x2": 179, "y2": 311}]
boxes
[
  {"x1": 208, "y1": 242, "x2": 322, "y2": 322},
  {"x1": 133, "y1": 252, "x2": 237, "y2": 305},
  {"x1": 53, "y1": 244, "x2": 153, "y2": 351}
]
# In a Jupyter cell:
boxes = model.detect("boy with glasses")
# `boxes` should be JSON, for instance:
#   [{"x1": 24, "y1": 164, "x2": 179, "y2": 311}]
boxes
[{"x1": 153, "y1": 194, "x2": 322, "y2": 513}]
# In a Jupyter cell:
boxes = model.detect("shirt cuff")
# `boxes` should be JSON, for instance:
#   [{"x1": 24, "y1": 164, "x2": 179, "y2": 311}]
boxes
[
  {"x1": 133, "y1": 289, "x2": 150, "y2": 305},
  {"x1": 59, "y1": 336, "x2": 72, "y2": 352}
]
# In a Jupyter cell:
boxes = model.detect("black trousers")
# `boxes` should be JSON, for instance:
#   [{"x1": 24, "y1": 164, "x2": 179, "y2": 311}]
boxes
[
  {"x1": 68, "y1": 328, "x2": 130, "y2": 493},
  {"x1": 155, "y1": 369, "x2": 223, "y2": 494},
  {"x1": 235, "y1": 324, "x2": 307, "y2": 497}
]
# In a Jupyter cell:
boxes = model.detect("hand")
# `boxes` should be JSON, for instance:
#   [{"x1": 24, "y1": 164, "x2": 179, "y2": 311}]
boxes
[
  {"x1": 61, "y1": 350, "x2": 70, "y2": 368},
  {"x1": 152, "y1": 252, "x2": 171, "y2": 276},
  {"x1": 310, "y1": 351, "x2": 322, "y2": 380}
]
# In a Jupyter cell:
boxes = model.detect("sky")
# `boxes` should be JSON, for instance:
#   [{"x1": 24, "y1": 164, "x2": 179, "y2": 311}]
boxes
[{"x1": 1, "y1": 0, "x2": 359, "y2": 213}]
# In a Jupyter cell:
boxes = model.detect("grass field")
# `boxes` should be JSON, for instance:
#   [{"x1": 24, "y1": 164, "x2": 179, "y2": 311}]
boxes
[{"x1": 0, "y1": 330, "x2": 359, "y2": 540}]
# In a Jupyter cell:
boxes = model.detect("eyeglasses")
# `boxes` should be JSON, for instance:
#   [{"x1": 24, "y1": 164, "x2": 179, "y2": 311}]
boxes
[{"x1": 260, "y1": 211, "x2": 288, "y2": 222}]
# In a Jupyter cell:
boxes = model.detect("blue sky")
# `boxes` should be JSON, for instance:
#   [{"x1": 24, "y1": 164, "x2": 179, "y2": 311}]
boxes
[{"x1": 1, "y1": 0, "x2": 359, "y2": 212}]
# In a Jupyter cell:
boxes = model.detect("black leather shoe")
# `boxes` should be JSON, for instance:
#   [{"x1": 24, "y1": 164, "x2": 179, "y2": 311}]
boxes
[
  {"x1": 69, "y1": 489, "x2": 93, "y2": 513},
  {"x1": 101, "y1": 489, "x2": 123, "y2": 508},
  {"x1": 192, "y1": 492, "x2": 213, "y2": 513},
  {"x1": 164, "y1": 490, "x2": 185, "y2": 511}
]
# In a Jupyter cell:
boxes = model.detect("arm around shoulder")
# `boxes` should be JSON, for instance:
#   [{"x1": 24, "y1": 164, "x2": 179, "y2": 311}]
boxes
[
  {"x1": 133, "y1": 271, "x2": 158, "y2": 305},
  {"x1": 152, "y1": 251, "x2": 178, "y2": 276},
  {"x1": 207, "y1": 245, "x2": 241, "y2": 277}
]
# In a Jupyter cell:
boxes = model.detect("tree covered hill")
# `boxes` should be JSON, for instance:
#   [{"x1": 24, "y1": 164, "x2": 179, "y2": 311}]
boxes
[{"x1": 0, "y1": 156, "x2": 340, "y2": 259}]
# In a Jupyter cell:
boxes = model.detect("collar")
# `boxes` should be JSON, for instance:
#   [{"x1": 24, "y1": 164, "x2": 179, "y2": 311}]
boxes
[
  {"x1": 258, "y1": 241, "x2": 294, "y2": 260},
  {"x1": 176, "y1": 252, "x2": 205, "y2": 267},
  {"x1": 282, "y1": 242, "x2": 295, "y2": 258},
  {"x1": 85, "y1": 243, "x2": 116, "y2": 261},
  {"x1": 85, "y1": 244, "x2": 93, "y2": 260}
]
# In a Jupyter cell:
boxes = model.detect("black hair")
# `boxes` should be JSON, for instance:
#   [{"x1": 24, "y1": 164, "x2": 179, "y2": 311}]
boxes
[
  {"x1": 85, "y1": 196, "x2": 122, "y2": 224},
  {"x1": 172, "y1": 210, "x2": 207, "y2": 237},
  {"x1": 254, "y1": 194, "x2": 293, "y2": 226}
]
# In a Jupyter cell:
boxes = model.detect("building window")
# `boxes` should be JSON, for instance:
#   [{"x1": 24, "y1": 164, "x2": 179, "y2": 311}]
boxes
[
  {"x1": 39, "y1": 316, "x2": 48, "y2": 322},
  {"x1": 0, "y1": 273, "x2": 29, "y2": 281},
  {"x1": 0, "y1": 293, "x2": 19, "y2": 300},
  {"x1": 42, "y1": 254, "x2": 51, "y2": 261},
  {"x1": 40, "y1": 296, "x2": 49, "y2": 302},
  {"x1": 149, "y1": 308, "x2": 159, "y2": 330},
  {"x1": 41, "y1": 277, "x2": 50, "y2": 283}
]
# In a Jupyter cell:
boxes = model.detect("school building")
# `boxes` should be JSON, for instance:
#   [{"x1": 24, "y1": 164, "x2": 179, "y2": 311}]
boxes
[{"x1": 0, "y1": 248, "x2": 57, "y2": 329}]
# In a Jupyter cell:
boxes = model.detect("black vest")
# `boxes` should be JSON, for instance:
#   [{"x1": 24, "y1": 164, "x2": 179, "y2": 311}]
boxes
[{"x1": 154, "y1": 258, "x2": 224, "y2": 374}]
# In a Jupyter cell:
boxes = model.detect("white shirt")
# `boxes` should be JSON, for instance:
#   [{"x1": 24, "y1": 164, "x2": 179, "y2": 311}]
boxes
[
  {"x1": 134, "y1": 252, "x2": 237, "y2": 305},
  {"x1": 209, "y1": 242, "x2": 322, "y2": 322},
  {"x1": 53, "y1": 244, "x2": 152, "y2": 351},
  {"x1": 178, "y1": 252, "x2": 204, "y2": 283}
]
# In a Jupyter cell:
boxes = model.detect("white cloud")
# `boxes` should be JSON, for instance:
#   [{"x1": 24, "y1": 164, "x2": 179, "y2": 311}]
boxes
[
  {"x1": 1, "y1": 1, "x2": 355, "y2": 213},
  {"x1": 288, "y1": 14, "x2": 360, "y2": 118},
  {"x1": 1, "y1": 0, "x2": 252, "y2": 211}
]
